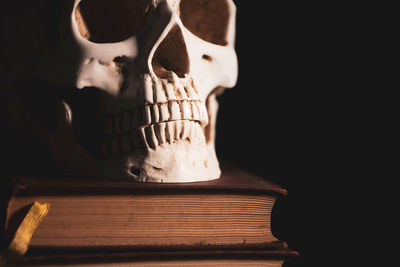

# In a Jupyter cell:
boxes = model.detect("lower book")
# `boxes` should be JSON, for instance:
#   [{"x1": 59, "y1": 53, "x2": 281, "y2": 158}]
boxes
[
  {"x1": 1, "y1": 162, "x2": 299, "y2": 266},
  {"x1": 2, "y1": 162, "x2": 287, "y2": 249},
  {"x1": 14, "y1": 246, "x2": 299, "y2": 267}
]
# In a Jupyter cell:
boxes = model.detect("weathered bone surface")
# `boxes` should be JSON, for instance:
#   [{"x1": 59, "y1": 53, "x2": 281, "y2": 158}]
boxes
[{"x1": 2, "y1": 0, "x2": 238, "y2": 182}]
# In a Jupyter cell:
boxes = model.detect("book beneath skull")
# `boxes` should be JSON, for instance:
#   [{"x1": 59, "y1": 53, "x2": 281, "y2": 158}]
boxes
[
  {"x1": 12, "y1": 247, "x2": 299, "y2": 266},
  {"x1": 1, "y1": 162, "x2": 293, "y2": 259}
]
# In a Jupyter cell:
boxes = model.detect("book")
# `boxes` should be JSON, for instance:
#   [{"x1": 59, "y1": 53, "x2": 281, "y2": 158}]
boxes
[
  {"x1": 1, "y1": 162, "x2": 287, "y2": 252},
  {"x1": 14, "y1": 247, "x2": 299, "y2": 266}
]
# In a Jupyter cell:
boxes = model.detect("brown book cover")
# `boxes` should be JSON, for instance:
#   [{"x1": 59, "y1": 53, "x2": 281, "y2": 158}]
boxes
[{"x1": 1, "y1": 162, "x2": 287, "y2": 252}]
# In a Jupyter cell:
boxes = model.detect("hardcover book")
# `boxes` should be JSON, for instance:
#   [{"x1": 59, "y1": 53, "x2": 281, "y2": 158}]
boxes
[
  {"x1": 1, "y1": 163, "x2": 287, "y2": 252},
  {"x1": 15, "y1": 247, "x2": 299, "y2": 267}
]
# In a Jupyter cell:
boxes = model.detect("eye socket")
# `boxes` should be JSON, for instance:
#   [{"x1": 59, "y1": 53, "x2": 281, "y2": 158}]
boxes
[
  {"x1": 75, "y1": 0, "x2": 149, "y2": 43},
  {"x1": 179, "y1": 0, "x2": 230, "y2": 46}
]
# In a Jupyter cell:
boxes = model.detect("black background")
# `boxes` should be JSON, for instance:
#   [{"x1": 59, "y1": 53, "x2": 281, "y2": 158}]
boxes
[{"x1": 216, "y1": 1, "x2": 355, "y2": 266}]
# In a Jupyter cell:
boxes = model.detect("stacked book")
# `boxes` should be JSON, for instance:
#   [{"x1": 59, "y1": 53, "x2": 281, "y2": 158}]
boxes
[{"x1": 1, "y1": 162, "x2": 298, "y2": 266}]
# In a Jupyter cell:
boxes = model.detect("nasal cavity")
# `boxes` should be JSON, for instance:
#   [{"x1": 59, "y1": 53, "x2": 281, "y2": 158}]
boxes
[{"x1": 152, "y1": 26, "x2": 189, "y2": 79}]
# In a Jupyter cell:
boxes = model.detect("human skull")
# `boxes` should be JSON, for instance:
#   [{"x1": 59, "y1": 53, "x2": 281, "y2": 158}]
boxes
[{"x1": 2, "y1": 0, "x2": 238, "y2": 182}]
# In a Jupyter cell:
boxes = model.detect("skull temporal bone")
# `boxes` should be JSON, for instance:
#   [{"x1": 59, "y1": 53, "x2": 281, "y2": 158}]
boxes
[{"x1": 36, "y1": 0, "x2": 238, "y2": 182}]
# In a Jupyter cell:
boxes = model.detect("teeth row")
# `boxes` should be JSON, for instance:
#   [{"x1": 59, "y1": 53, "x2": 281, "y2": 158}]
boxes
[
  {"x1": 140, "y1": 120, "x2": 205, "y2": 150},
  {"x1": 143, "y1": 100, "x2": 208, "y2": 126},
  {"x1": 98, "y1": 73, "x2": 208, "y2": 157},
  {"x1": 142, "y1": 73, "x2": 200, "y2": 104},
  {"x1": 103, "y1": 100, "x2": 208, "y2": 136},
  {"x1": 101, "y1": 121, "x2": 205, "y2": 157}
]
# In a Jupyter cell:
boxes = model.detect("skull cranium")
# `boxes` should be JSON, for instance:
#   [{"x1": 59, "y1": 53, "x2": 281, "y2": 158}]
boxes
[{"x1": 2, "y1": 0, "x2": 238, "y2": 182}]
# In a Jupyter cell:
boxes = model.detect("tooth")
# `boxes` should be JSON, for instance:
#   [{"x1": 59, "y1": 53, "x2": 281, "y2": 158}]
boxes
[
  {"x1": 189, "y1": 122, "x2": 196, "y2": 142},
  {"x1": 145, "y1": 125, "x2": 158, "y2": 149},
  {"x1": 176, "y1": 82, "x2": 189, "y2": 100},
  {"x1": 185, "y1": 85, "x2": 200, "y2": 100},
  {"x1": 155, "y1": 123, "x2": 166, "y2": 144},
  {"x1": 175, "y1": 121, "x2": 182, "y2": 140},
  {"x1": 169, "y1": 71, "x2": 180, "y2": 83},
  {"x1": 152, "y1": 104, "x2": 160, "y2": 122},
  {"x1": 181, "y1": 121, "x2": 191, "y2": 142},
  {"x1": 139, "y1": 127, "x2": 149, "y2": 148},
  {"x1": 159, "y1": 103, "x2": 169, "y2": 122},
  {"x1": 162, "y1": 80, "x2": 177, "y2": 100},
  {"x1": 196, "y1": 102, "x2": 209, "y2": 125},
  {"x1": 192, "y1": 124, "x2": 202, "y2": 144},
  {"x1": 143, "y1": 74, "x2": 154, "y2": 104},
  {"x1": 154, "y1": 80, "x2": 167, "y2": 103},
  {"x1": 188, "y1": 77, "x2": 199, "y2": 94},
  {"x1": 62, "y1": 101, "x2": 73, "y2": 124},
  {"x1": 154, "y1": 123, "x2": 161, "y2": 144},
  {"x1": 120, "y1": 135, "x2": 132, "y2": 153},
  {"x1": 192, "y1": 122, "x2": 200, "y2": 142},
  {"x1": 144, "y1": 106, "x2": 152, "y2": 125},
  {"x1": 170, "y1": 101, "x2": 180, "y2": 120},
  {"x1": 166, "y1": 121, "x2": 174, "y2": 143},
  {"x1": 197, "y1": 123, "x2": 206, "y2": 144},
  {"x1": 122, "y1": 112, "x2": 131, "y2": 132},
  {"x1": 181, "y1": 101, "x2": 192, "y2": 120},
  {"x1": 111, "y1": 139, "x2": 120, "y2": 157},
  {"x1": 191, "y1": 102, "x2": 200, "y2": 121},
  {"x1": 151, "y1": 125, "x2": 159, "y2": 148}
]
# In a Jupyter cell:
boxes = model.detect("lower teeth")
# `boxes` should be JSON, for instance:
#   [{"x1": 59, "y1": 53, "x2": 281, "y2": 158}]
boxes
[
  {"x1": 143, "y1": 120, "x2": 204, "y2": 149},
  {"x1": 101, "y1": 120, "x2": 204, "y2": 157}
]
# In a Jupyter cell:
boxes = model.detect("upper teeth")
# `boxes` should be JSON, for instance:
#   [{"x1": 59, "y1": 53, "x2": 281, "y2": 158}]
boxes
[
  {"x1": 142, "y1": 73, "x2": 200, "y2": 104},
  {"x1": 142, "y1": 99, "x2": 208, "y2": 126},
  {"x1": 139, "y1": 73, "x2": 208, "y2": 127}
]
